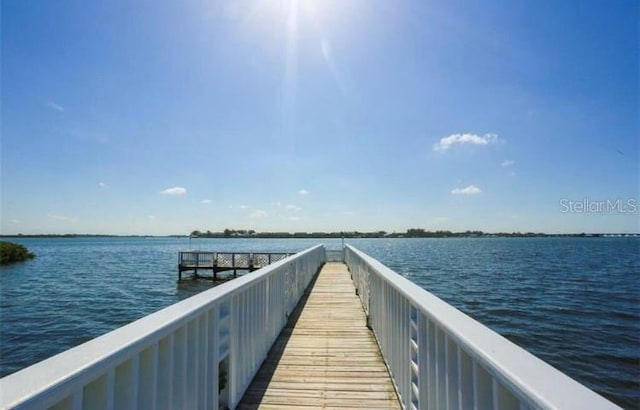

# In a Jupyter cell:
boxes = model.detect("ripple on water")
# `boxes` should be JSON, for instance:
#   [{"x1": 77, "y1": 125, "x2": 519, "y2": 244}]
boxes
[{"x1": 1, "y1": 237, "x2": 638, "y2": 408}]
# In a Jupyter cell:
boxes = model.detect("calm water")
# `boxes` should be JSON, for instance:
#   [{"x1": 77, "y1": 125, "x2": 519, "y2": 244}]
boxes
[{"x1": 1, "y1": 237, "x2": 638, "y2": 407}]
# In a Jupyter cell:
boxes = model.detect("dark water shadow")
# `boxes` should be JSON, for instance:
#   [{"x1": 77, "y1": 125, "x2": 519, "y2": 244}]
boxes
[{"x1": 176, "y1": 270, "x2": 253, "y2": 301}]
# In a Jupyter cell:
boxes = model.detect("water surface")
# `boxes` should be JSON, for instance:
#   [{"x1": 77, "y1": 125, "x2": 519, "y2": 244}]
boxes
[{"x1": 1, "y1": 237, "x2": 638, "y2": 407}]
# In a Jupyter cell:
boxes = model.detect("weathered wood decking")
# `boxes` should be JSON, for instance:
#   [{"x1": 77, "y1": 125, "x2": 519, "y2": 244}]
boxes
[{"x1": 238, "y1": 262, "x2": 401, "y2": 409}]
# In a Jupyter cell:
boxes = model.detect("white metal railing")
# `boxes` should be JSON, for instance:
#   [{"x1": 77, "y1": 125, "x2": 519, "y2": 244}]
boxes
[
  {"x1": 0, "y1": 245, "x2": 325, "y2": 410},
  {"x1": 325, "y1": 249, "x2": 344, "y2": 262},
  {"x1": 344, "y1": 244, "x2": 620, "y2": 410}
]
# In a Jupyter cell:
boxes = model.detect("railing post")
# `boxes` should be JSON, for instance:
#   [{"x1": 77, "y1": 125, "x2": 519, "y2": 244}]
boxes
[
  {"x1": 229, "y1": 294, "x2": 238, "y2": 409},
  {"x1": 208, "y1": 307, "x2": 219, "y2": 410}
]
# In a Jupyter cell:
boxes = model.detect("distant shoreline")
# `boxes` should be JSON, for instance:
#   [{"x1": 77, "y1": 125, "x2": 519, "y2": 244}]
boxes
[{"x1": 1, "y1": 231, "x2": 638, "y2": 239}]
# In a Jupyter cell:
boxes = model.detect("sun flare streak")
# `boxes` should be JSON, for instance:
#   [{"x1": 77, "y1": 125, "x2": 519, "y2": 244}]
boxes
[
  {"x1": 282, "y1": 0, "x2": 299, "y2": 142},
  {"x1": 321, "y1": 38, "x2": 348, "y2": 97}
]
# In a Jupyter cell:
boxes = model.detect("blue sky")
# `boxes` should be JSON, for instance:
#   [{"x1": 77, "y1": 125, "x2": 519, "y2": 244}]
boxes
[{"x1": 1, "y1": 0, "x2": 638, "y2": 235}]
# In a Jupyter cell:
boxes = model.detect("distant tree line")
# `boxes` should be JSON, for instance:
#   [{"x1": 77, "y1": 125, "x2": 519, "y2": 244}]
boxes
[
  {"x1": 404, "y1": 229, "x2": 549, "y2": 237},
  {"x1": 187, "y1": 228, "x2": 608, "y2": 239},
  {"x1": 189, "y1": 229, "x2": 389, "y2": 238},
  {"x1": 1, "y1": 230, "x2": 630, "y2": 240}
]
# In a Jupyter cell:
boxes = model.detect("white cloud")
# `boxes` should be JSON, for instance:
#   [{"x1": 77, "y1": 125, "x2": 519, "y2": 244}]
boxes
[
  {"x1": 432, "y1": 216, "x2": 450, "y2": 223},
  {"x1": 285, "y1": 204, "x2": 301, "y2": 211},
  {"x1": 50, "y1": 214, "x2": 79, "y2": 223},
  {"x1": 47, "y1": 101, "x2": 65, "y2": 112},
  {"x1": 239, "y1": 205, "x2": 249, "y2": 209},
  {"x1": 298, "y1": 189, "x2": 310, "y2": 196},
  {"x1": 271, "y1": 201, "x2": 282, "y2": 207},
  {"x1": 501, "y1": 160, "x2": 515, "y2": 167},
  {"x1": 10, "y1": 219, "x2": 20, "y2": 224},
  {"x1": 249, "y1": 210, "x2": 267, "y2": 218},
  {"x1": 434, "y1": 133, "x2": 500, "y2": 151},
  {"x1": 451, "y1": 185, "x2": 482, "y2": 195},
  {"x1": 159, "y1": 186, "x2": 186, "y2": 195},
  {"x1": 148, "y1": 215, "x2": 156, "y2": 220},
  {"x1": 321, "y1": 39, "x2": 332, "y2": 60},
  {"x1": 201, "y1": 199, "x2": 212, "y2": 204},
  {"x1": 98, "y1": 182, "x2": 108, "y2": 188},
  {"x1": 70, "y1": 129, "x2": 109, "y2": 145}
]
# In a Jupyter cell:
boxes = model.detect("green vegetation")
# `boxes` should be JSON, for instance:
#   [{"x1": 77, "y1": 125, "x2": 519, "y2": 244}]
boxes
[
  {"x1": 1, "y1": 231, "x2": 633, "y2": 240},
  {"x1": 189, "y1": 228, "x2": 632, "y2": 238},
  {"x1": 189, "y1": 228, "x2": 558, "y2": 239},
  {"x1": 0, "y1": 241, "x2": 35, "y2": 265}
]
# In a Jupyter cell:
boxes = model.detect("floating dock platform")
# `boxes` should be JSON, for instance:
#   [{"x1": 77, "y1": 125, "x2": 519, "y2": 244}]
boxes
[{"x1": 178, "y1": 251, "x2": 293, "y2": 280}]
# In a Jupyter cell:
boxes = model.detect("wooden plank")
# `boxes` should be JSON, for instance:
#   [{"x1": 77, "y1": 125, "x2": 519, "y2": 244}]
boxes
[
  {"x1": 238, "y1": 405, "x2": 398, "y2": 410},
  {"x1": 240, "y1": 395, "x2": 400, "y2": 408},
  {"x1": 238, "y1": 262, "x2": 400, "y2": 409},
  {"x1": 272, "y1": 351, "x2": 383, "y2": 357},
  {"x1": 252, "y1": 376, "x2": 396, "y2": 384},
  {"x1": 242, "y1": 389, "x2": 398, "y2": 400},
  {"x1": 258, "y1": 369, "x2": 392, "y2": 378},
  {"x1": 254, "y1": 364, "x2": 391, "y2": 373},
  {"x1": 253, "y1": 372, "x2": 392, "y2": 382},
  {"x1": 246, "y1": 381, "x2": 397, "y2": 392}
]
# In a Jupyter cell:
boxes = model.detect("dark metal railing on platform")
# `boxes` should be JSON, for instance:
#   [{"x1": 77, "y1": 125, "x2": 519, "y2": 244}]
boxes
[{"x1": 178, "y1": 251, "x2": 294, "y2": 280}]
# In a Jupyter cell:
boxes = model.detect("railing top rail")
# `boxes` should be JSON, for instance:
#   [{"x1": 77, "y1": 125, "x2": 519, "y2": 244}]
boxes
[
  {"x1": 178, "y1": 251, "x2": 293, "y2": 254},
  {"x1": 1, "y1": 244, "x2": 324, "y2": 409},
  {"x1": 345, "y1": 244, "x2": 617, "y2": 410}
]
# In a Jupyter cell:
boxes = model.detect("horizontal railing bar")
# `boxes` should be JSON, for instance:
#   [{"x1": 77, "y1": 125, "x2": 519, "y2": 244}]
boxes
[{"x1": 178, "y1": 251, "x2": 293, "y2": 255}]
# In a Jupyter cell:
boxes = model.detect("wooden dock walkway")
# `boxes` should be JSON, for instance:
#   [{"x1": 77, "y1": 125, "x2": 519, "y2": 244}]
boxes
[{"x1": 238, "y1": 262, "x2": 401, "y2": 409}]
